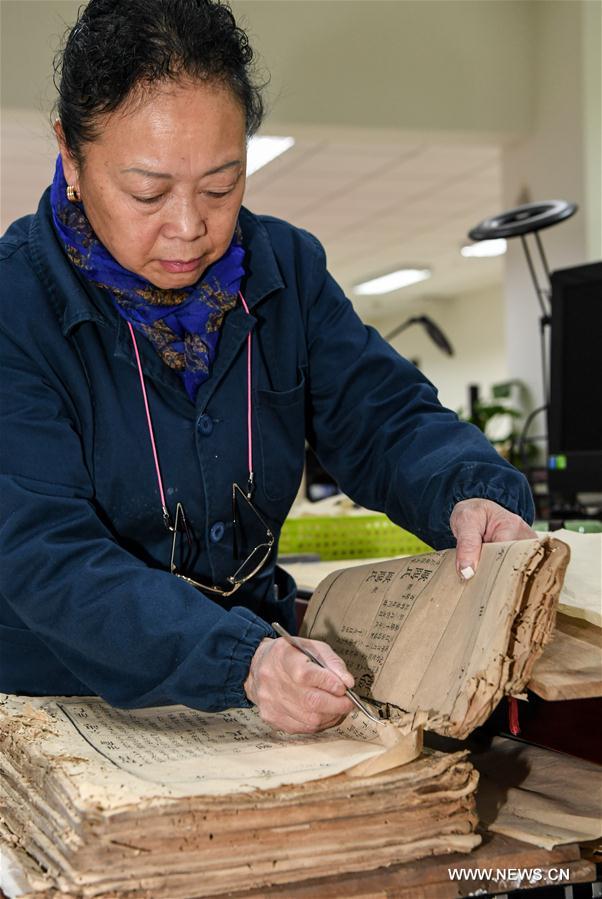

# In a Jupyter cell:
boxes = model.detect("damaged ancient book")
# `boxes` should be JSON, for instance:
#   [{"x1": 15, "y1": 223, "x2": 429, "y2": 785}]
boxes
[
  {"x1": 300, "y1": 537, "x2": 570, "y2": 738},
  {"x1": 0, "y1": 696, "x2": 478, "y2": 898}
]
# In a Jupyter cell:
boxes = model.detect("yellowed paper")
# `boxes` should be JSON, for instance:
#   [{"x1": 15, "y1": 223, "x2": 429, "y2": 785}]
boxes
[
  {"x1": 301, "y1": 538, "x2": 570, "y2": 738},
  {"x1": 473, "y1": 737, "x2": 602, "y2": 849},
  {"x1": 529, "y1": 613, "x2": 602, "y2": 700},
  {"x1": 536, "y1": 529, "x2": 602, "y2": 627},
  {"x1": 0, "y1": 694, "x2": 418, "y2": 801}
]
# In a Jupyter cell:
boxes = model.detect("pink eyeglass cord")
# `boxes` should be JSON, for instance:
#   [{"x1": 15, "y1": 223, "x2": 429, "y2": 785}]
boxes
[
  {"x1": 239, "y1": 292, "x2": 254, "y2": 493},
  {"x1": 128, "y1": 290, "x2": 254, "y2": 529}
]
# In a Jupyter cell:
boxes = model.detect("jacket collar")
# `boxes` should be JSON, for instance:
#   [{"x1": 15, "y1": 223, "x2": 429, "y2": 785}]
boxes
[
  {"x1": 29, "y1": 188, "x2": 285, "y2": 337},
  {"x1": 29, "y1": 189, "x2": 106, "y2": 337},
  {"x1": 238, "y1": 206, "x2": 285, "y2": 308}
]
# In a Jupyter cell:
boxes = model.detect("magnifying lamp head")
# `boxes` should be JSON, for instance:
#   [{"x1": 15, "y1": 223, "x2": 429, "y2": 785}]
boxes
[{"x1": 469, "y1": 200, "x2": 577, "y2": 241}]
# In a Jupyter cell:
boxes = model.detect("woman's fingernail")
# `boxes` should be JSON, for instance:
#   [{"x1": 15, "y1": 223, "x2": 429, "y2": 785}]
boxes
[{"x1": 460, "y1": 566, "x2": 475, "y2": 580}]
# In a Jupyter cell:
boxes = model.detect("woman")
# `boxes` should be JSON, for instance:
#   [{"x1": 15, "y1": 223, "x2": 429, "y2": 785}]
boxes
[{"x1": 0, "y1": 0, "x2": 534, "y2": 735}]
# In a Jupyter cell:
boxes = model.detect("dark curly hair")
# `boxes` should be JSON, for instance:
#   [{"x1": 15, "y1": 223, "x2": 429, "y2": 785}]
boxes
[{"x1": 53, "y1": 0, "x2": 266, "y2": 164}]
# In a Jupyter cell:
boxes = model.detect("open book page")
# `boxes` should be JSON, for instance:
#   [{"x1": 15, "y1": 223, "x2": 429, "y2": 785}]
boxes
[
  {"x1": 300, "y1": 538, "x2": 570, "y2": 738},
  {"x1": 0, "y1": 694, "x2": 418, "y2": 802}
]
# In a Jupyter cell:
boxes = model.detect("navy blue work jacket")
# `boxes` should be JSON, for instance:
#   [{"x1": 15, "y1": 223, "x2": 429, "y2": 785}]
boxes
[{"x1": 0, "y1": 190, "x2": 534, "y2": 710}]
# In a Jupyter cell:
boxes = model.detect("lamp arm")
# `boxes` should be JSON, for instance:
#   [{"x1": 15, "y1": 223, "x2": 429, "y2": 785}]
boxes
[
  {"x1": 383, "y1": 318, "x2": 417, "y2": 342},
  {"x1": 384, "y1": 316, "x2": 454, "y2": 357}
]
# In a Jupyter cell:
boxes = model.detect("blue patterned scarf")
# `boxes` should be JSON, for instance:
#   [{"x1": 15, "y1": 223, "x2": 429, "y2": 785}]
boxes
[{"x1": 50, "y1": 156, "x2": 245, "y2": 401}]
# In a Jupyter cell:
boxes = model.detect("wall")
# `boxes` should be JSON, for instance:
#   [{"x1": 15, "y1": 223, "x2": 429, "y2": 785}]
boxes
[
  {"x1": 502, "y1": 0, "x2": 600, "y2": 421},
  {"x1": 0, "y1": 1, "x2": 80, "y2": 109},
  {"x1": 1, "y1": 1, "x2": 535, "y2": 135},
  {"x1": 230, "y1": 0, "x2": 535, "y2": 136},
  {"x1": 370, "y1": 282, "x2": 508, "y2": 416},
  {"x1": 583, "y1": 0, "x2": 602, "y2": 262}
]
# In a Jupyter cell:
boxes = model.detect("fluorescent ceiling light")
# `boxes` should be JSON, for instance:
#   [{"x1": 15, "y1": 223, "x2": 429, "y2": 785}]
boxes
[
  {"x1": 247, "y1": 136, "x2": 295, "y2": 176},
  {"x1": 460, "y1": 238, "x2": 507, "y2": 258},
  {"x1": 354, "y1": 268, "x2": 431, "y2": 296}
]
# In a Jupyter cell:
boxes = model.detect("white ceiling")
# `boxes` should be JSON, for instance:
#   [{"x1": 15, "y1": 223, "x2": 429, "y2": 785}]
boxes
[
  {"x1": 244, "y1": 135, "x2": 504, "y2": 321},
  {"x1": 1, "y1": 110, "x2": 504, "y2": 322}
]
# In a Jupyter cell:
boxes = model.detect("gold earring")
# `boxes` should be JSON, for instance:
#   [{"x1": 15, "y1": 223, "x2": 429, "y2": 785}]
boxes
[{"x1": 66, "y1": 184, "x2": 80, "y2": 203}]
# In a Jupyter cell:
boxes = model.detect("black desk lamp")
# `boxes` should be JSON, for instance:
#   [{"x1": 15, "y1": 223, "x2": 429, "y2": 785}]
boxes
[
  {"x1": 468, "y1": 199, "x2": 578, "y2": 476},
  {"x1": 384, "y1": 315, "x2": 454, "y2": 356},
  {"x1": 468, "y1": 199, "x2": 577, "y2": 405}
]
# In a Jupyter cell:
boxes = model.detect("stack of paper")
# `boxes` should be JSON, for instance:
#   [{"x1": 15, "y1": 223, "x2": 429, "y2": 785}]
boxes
[
  {"x1": 0, "y1": 696, "x2": 479, "y2": 898},
  {"x1": 473, "y1": 737, "x2": 602, "y2": 850},
  {"x1": 536, "y1": 529, "x2": 602, "y2": 627},
  {"x1": 529, "y1": 612, "x2": 602, "y2": 700}
]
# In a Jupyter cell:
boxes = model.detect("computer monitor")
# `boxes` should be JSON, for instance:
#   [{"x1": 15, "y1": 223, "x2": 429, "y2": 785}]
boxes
[{"x1": 548, "y1": 261, "x2": 602, "y2": 499}]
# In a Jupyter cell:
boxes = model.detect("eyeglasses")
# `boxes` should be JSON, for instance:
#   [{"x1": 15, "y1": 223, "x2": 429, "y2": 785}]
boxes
[
  {"x1": 168, "y1": 485, "x2": 274, "y2": 597},
  {"x1": 127, "y1": 292, "x2": 274, "y2": 596}
]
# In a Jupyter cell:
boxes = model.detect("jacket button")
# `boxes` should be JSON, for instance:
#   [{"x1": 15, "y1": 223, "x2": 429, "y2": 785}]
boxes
[
  {"x1": 209, "y1": 521, "x2": 225, "y2": 543},
  {"x1": 198, "y1": 414, "x2": 213, "y2": 436}
]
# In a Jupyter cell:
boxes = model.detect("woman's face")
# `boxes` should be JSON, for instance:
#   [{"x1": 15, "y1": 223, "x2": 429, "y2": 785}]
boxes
[{"x1": 56, "y1": 80, "x2": 247, "y2": 288}]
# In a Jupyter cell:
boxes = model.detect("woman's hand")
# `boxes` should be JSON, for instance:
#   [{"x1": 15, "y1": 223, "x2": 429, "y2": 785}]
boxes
[
  {"x1": 450, "y1": 498, "x2": 536, "y2": 579},
  {"x1": 244, "y1": 636, "x2": 355, "y2": 734}
]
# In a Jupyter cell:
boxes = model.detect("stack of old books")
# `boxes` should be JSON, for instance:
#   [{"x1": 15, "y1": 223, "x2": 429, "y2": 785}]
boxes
[
  {"x1": 0, "y1": 697, "x2": 478, "y2": 897},
  {"x1": 0, "y1": 538, "x2": 569, "y2": 898}
]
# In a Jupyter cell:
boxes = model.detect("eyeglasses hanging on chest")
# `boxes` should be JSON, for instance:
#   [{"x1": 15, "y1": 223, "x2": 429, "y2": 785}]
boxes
[{"x1": 127, "y1": 293, "x2": 274, "y2": 597}]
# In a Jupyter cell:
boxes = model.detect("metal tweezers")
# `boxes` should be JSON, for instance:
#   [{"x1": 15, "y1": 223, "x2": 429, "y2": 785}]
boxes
[{"x1": 271, "y1": 622, "x2": 384, "y2": 725}]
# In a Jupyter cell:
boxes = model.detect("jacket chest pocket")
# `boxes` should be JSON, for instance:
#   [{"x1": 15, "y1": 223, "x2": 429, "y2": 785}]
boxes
[{"x1": 255, "y1": 372, "x2": 306, "y2": 507}]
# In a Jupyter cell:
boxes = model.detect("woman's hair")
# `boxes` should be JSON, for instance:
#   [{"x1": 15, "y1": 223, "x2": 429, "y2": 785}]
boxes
[{"x1": 53, "y1": 0, "x2": 266, "y2": 164}]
